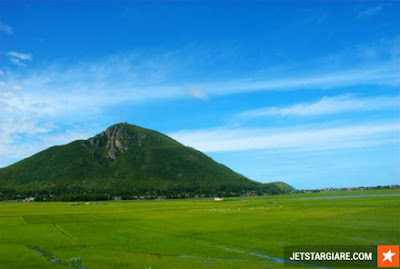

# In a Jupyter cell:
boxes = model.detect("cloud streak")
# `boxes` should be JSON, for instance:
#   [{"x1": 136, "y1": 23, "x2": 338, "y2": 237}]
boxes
[
  {"x1": 205, "y1": 64, "x2": 398, "y2": 96},
  {"x1": 169, "y1": 122, "x2": 399, "y2": 153},
  {"x1": 184, "y1": 85, "x2": 209, "y2": 101},
  {"x1": 0, "y1": 128, "x2": 96, "y2": 167},
  {"x1": 2, "y1": 57, "x2": 398, "y2": 121},
  {"x1": 237, "y1": 95, "x2": 399, "y2": 119},
  {"x1": 358, "y1": 5, "x2": 383, "y2": 18},
  {"x1": 7, "y1": 52, "x2": 33, "y2": 61},
  {"x1": 1, "y1": 41, "x2": 399, "y2": 166},
  {"x1": 0, "y1": 22, "x2": 13, "y2": 35},
  {"x1": 9, "y1": 58, "x2": 26, "y2": 67},
  {"x1": 7, "y1": 51, "x2": 33, "y2": 66}
]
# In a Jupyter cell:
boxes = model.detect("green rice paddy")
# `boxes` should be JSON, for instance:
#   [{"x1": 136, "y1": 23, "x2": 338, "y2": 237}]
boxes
[{"x1": 0, "y1": 189, "x2": 399, "y2": 268}]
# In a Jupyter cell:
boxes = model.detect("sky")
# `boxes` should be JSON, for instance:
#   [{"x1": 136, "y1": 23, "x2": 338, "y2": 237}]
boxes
[{"x1": 0, "y1": 1, "x2": 399, "y2": 189}]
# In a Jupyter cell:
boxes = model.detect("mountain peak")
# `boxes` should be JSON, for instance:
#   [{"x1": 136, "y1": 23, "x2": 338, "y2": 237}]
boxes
[{"x1": 85, "y1": 123, "x2": 180, "y2": 160}]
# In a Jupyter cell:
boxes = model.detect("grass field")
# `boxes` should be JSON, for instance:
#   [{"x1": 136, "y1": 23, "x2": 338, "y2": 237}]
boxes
[{"x1": 0, "y1": 189, "x2": 399, "y2": 268}]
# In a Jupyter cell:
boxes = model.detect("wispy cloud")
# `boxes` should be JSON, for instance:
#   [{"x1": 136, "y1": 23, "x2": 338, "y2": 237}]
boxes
[
  {"x1": 184, "y1": 85, "x2": 209, "y2": 101},
  {"x1": 237, "y1": 95, "x2": 399, "y2": 119},
  {"x1": 358, "y1": 5, "x2": 383, "y2": 18},
  {"x1": 0, "y1": 53, "x2": 185, "y2": 166},
  {"x1": 169, "y1": 122, "x2": 399, "y2": 153},
  {"x1": 1, "y1": 55, "x2": 397, "y2": 141},
  {"x1": 206, "y1": 64, "x2": 398, "y2": 95},
  {"x1": 7, "y1": 52, "x2": 33, "y2": 61},
  {"x1": 7, "y1": 51, "x2": 33, "y2": 66},
  {"x1": 1, "y1": 40, "x2": 398, "y2": 166},
  {"x1": 316, "y1": 38, "x2": 399, "y2": 68},
  {"x1": 0, "y1": 127, "x2": 96, "y2": 167},
  {"x1": 0, "y1": 22, "x2": 13, "y2": 35},
  {"x1": 9, "y1": 58, "x2": 26, "y2": 67}
]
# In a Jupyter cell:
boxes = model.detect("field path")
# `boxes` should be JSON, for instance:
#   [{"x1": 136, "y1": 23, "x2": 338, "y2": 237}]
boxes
[{"x1": 52, "y1": 222, "x2": 77, "y2": 242}]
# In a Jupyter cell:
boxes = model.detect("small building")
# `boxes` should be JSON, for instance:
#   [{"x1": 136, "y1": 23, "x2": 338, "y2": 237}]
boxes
[{"x1": 214, "y1": 197, "x2": 224, "y2": 201}]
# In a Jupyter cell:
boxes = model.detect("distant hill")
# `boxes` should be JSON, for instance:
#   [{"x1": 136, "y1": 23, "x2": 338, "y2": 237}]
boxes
[{"x1": 0, "y1": 123, "x2": 294, "y2": 200}]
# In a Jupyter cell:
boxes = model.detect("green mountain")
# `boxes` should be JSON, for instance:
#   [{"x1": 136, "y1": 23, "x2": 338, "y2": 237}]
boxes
[{"x1": 0, "y1": 123, "x2": 293, "y2": 200}]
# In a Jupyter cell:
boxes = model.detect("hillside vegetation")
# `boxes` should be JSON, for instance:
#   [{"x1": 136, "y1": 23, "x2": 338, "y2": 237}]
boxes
[{"x1": 0, "y1": 123, "x2": 293, "y2": 200}]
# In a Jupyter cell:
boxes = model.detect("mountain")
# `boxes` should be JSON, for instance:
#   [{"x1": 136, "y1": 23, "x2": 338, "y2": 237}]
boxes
[{"x1": 0, "y1": 123, "x2": 293, "y2": 200}]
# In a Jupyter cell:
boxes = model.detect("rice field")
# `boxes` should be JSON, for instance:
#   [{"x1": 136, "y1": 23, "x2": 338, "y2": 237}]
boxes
[{"x1": 0, "y1": 189, "x2": 399, "y2": 268}]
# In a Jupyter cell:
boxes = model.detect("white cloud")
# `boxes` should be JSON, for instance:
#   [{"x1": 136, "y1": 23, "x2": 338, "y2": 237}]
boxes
[
  {"x1": 0, "y1": 128, "x2": 95, "y2": 167},
  {"x1": 11, "y1": 84, "x2": 23, "y2": 90},
  {"x1": 206, "y1": 64, "x2": 399, "y2": 96},
  {"x1": 1, "y1": 61, "x2": 395, "y2": 151},
  {"x1": 0, "y1": 82, "x2": 23, "y2": 91},
  {"x1": 7, "y1": 52, "x2": 33, "y2": 61},
  {"x1": 0, "y1": 43, "x2": 399, "y2": 166},
  {"x1": 0, "y1": 22, "x2": 13, "y2": 35},
  {"x1": 9, "y1": 58, "x2": 26, "y2": 67},
  {"x1": 358, "y1": 5, "x2": 383, "y2": 18},
  {"x1": 169, "y1": 122, "x2": 399, "y2": 152},
  {"x1": 0, "y1": 50, "x2": 397, "y2": 124},
  {"x1": 184, "y1": 85, "x2": 209, "y2": 100},
  {"x1": 7, "y1": 52, "x2": 33, "y2": 66},
  {"x1": 7, "y1": 51, "x2": 33, "y2": 66},
  {"x1": 0, "y1": 116, "x2": 55, "y2": 164},
  {"x1": 237, "y1": 95, "x2": 399, "y2": 119}
]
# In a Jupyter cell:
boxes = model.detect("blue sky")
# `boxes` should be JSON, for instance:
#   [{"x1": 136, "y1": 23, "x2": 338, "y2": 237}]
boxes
[{"x1": 0, "y1": 1, "x2": 399, "y2": 189}]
